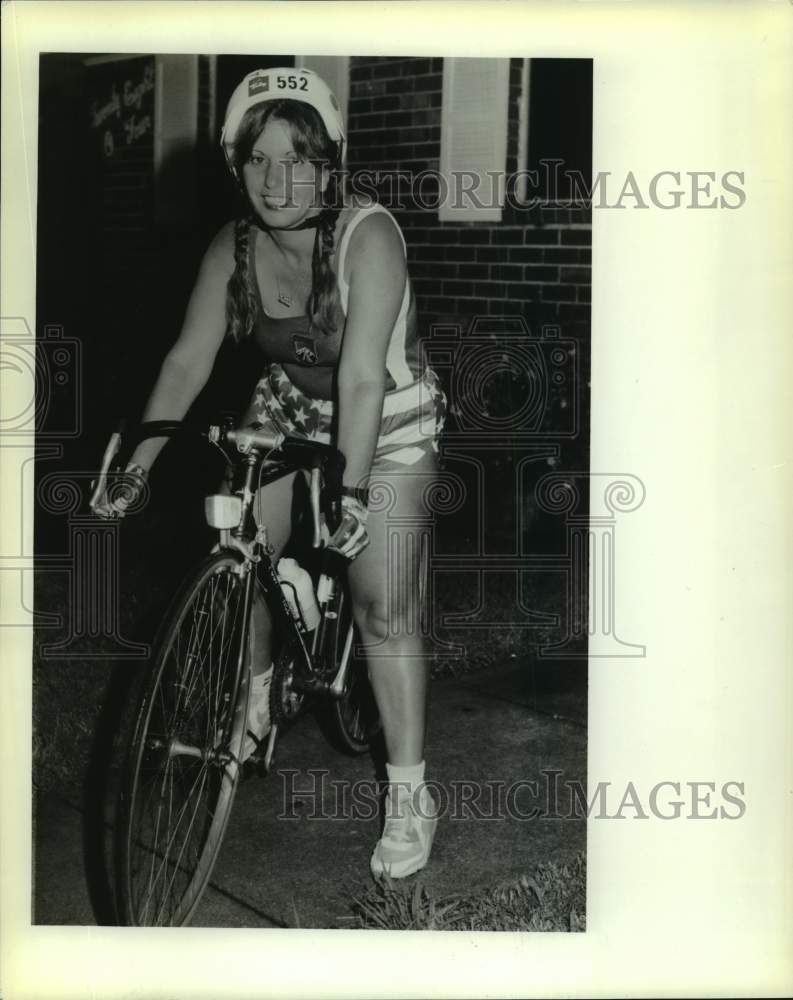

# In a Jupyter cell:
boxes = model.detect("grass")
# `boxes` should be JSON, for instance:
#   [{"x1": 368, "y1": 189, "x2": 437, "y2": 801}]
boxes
[
  {"x1": 33, "y1": 660, "x2": 109, "y2": 793},
  {"x1": 345, "y1": 852, "x2": 586, "y2": 931}
]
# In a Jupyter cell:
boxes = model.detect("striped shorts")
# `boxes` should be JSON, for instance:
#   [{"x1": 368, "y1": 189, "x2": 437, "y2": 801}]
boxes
[{"x1": 244, "y1": 364, "x2": 447, "y2": 471}]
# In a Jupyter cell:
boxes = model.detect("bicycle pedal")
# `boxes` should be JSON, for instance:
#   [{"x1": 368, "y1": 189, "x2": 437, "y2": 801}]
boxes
[{"x1": 241, "y1": 757, "x2": 267, "y2": 780}]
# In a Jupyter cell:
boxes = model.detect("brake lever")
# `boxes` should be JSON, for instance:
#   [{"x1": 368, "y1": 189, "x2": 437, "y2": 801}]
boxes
[{"x1": 89, "y1": 430, "x2": 124, "y2": 511}]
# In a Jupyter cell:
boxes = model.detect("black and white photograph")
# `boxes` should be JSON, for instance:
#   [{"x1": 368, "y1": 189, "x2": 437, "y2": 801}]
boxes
[
  {"x1": 2, "y1": 3, "x2": 792, "y2": 998},
  {"x1": 31, "y1": 51, "x2": 591, "y2": 930}
]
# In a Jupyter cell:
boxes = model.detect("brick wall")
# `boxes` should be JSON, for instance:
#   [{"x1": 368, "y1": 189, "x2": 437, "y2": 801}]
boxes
[{"x1": 347, "y1": 56, "x2": 591, "y2": 333}]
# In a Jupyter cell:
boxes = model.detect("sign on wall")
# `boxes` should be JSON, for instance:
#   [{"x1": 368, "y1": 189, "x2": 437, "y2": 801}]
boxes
[{"x1": 88, "y1": 55, "x2": 155, "y2": 159}]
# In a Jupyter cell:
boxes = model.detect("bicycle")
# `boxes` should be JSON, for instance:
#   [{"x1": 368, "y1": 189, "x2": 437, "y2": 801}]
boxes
[{"x1": 91, "y1": 418, "x2": 385, "y2": 927}]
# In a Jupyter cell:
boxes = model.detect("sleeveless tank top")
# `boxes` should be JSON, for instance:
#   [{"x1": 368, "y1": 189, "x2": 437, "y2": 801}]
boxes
[{"x1": 247, "y1": 203, "x2": 422, "y2": 391}]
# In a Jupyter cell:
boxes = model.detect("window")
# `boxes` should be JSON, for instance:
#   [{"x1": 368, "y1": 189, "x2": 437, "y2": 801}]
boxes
[
  {"x1": 520, "y1": 59, "x2": 593, "y2": 205},
  {"x1": 153, "y1": 55, "x2": 199, "y2": 224},
  {"x1": 439, "y1": 58, "x2": 510, "y2": 222},
  {"x1": 295, "y1": 55, "x2": 349, "y2": 131}
]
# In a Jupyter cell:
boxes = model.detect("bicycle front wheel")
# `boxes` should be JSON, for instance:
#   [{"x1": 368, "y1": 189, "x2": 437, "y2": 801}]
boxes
[{"x1": 116, "y1": 551, "x2": 253, "y2": 926}]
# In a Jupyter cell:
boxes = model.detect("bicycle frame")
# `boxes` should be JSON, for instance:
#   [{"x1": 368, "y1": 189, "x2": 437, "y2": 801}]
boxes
[
  {"x1": 110, "y1": 420, "x2": 379, "y2": 925},
  {"x1": 222, "y1": 448, "x2": 359, "y2": 767},
  {"x1": 92, "y1": 419, "x2": 357, "y2": 766}
]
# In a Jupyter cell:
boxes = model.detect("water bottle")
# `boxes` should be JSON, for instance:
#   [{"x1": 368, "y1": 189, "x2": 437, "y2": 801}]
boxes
[{"x1": 277, "y1": 558, "x2": 321, "y2": 632}]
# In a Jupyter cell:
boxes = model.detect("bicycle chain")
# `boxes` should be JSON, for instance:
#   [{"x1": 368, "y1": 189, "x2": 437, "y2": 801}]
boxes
[{"x1": 269, "y1": 641, "x2": 307, "y2": 728}]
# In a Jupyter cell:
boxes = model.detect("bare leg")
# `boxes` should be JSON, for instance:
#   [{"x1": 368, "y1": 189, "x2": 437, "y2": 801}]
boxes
[
  {"x1": 237, "y1": 470, "x2": 300, "y2": 761},
  {"x1": 247, "y1": 470, "x2": 298, "y2": 676},
  {"x1": 346, "y1": 457, "x2": 435, "y2": 765},
  {"x1": 349, "y1": 454, "x2": 441, "y2": 878}
]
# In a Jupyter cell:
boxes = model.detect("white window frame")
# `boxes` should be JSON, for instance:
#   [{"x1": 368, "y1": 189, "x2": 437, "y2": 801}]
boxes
[
  {"x1": 153, "y1": 55, "x2": 199, "y2": 224},
  {"x1": 517, "y1": 58, "x2": 531, "y2": 204},
  {"x1": 294, "y1": 54, "x2": 350, "y2": 134},
  {"x1": 438, "y1": 57, "x2": 511, "y2": 222}
]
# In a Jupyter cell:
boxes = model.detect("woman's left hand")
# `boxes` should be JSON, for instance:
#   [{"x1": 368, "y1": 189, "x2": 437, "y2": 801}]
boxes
[
  {"x1": 328, "y1": 494, "x2": 370, "y2": 560},
  {"x1": 90, "y1": 463, "x2": 148, "y2": 520}
]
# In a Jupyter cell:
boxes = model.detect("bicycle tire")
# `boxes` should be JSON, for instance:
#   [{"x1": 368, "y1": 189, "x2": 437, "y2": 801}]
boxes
[
  {"x1": 116, "y1": 550, "x2": 254, "y2": 926},
  {"x1": 323, "y1": 586, "x2": 382, "y2": 755}
]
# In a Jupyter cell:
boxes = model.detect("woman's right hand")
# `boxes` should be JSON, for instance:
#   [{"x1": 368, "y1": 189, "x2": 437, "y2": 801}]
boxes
[
  {"x1": 91, "y1": 463, "x2": 149, "y2": 520},
  {"x1": 327, "y1": 493, "x2": 370, "y2": 560}
]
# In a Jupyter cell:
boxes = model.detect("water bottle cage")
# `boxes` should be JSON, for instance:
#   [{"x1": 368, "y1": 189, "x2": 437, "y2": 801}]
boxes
[{"x1": 279, "y1": 578, "x2": 311, "y2": 633}]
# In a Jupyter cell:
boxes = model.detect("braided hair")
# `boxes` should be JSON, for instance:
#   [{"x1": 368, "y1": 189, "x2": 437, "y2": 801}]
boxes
[
  {"x1": 308, "y1": 194, "x2": 342, "y2": 336},
  {"x1": 224, "y1": 101, "x2": 343, "y2": 342},
  {"x1": 225, "y1": 215, "x2": 258, "y2": 345}
]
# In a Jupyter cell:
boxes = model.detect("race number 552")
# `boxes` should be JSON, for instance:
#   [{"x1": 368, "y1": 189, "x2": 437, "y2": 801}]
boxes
[{"x1": 276, "y1": 75, "x2": 308, "y2": 92}]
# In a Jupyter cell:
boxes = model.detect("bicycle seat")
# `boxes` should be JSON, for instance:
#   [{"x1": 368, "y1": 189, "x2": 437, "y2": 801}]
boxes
[{"x1": 279, "y1": 436, "x2": 344, "y2": 476}]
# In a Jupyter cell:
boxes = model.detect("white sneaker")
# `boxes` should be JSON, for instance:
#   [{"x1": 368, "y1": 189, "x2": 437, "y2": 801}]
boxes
[
  {"x1": 240, "y1": 670, "x2": 272, "y2": 763},
  {"x1": 370, "y1": 783, "x2": 438, "y2": 879}
]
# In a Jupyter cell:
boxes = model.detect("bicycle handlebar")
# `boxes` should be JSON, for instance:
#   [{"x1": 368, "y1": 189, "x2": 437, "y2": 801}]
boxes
[
  {"x1": 98, "y1": 419, "x2": 345, "y2": 482},
  {"x1": 214, "y1": 424, "x2": 284, "y2": 453},
  {"x1": 92, "y1": 418, "x2": 347, "y2": 547}
]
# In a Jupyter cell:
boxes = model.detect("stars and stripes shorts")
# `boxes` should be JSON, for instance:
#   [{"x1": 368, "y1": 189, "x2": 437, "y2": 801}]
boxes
[{"x1": 244, "y1": 363, "x2": 447, "y2": 471}]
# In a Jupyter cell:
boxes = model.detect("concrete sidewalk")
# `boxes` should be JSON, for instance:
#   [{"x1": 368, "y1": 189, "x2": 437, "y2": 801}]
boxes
[{"x1": 33, "y1": 659, "x2": 586, "y2": 928}]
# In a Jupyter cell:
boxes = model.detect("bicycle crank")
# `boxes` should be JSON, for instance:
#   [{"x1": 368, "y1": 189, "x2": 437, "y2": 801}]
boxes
[{"x1": 270, "y1": 647, "x2": 307, "y2": 725}]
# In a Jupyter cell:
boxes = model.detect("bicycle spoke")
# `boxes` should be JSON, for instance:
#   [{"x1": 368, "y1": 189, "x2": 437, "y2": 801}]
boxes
[
  {"x1": 121, "y1": 557, "x2": 251, "y2": 926},
  {"x1": 156, "y1": 574, "x2": 244, "y2": 755},
  {"x1": 348, "y1": 701, "x2": 362, "y2": 740},
  {"x1": 175, "y1": 586, "x2": 215, "y2": 722},
  {"x1": 140, "y1": 753, "x2": 173, "y2": 925},
  {"x1": 180, "y1": 575, "x2": 243, "y2": 746},
  {"x1": 134, "y1": 758, "x2": 211, "y2": 924},
  {"x1": 205, "y1": 573, "x2": 224, "y2": 748},
  {"x1": 153, "y1": 765, "x2": 211, "y2": 925},
  {"x1": 200, "y1": 575, "x2": 242, "y2": 726}
]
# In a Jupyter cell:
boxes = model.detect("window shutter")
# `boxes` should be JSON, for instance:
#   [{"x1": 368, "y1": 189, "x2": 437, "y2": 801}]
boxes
[
  {"x1": 439, "y1": 58, "x2": 510, "y2": 222},
  {"x1": 153, "y1": 55, "x2": 199, "y2": 226},
  {"x1": 294, "y1": 55, "x2": 349, "y2": 133}
]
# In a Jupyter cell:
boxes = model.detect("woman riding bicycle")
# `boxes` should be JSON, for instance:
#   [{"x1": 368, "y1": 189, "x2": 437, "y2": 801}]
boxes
[{"x1": 94, "y1": 67, "x2": 446, "y2": 880}]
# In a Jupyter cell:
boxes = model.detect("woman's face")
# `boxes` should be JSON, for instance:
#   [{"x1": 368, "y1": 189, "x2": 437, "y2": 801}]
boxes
[{"x1": 241, "y1": 117, "x2": 327, "y2": 226}]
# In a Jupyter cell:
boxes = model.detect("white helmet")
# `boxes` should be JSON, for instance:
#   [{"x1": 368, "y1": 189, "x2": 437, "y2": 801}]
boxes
[{"x1": 221, "y1": 66, "x2": 346, "y2": 173}]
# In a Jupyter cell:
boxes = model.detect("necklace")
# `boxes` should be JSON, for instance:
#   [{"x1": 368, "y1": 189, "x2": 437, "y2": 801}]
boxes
[
  {"x1": 264, "y1": 218, "x2": 322, "y2": 310},
  {"x1": 269, "y1": 236, "x2": 314, "y2": 310},
  {"x1": 276, "y1": 270, "x2": 312, "y2": 309},
  {"x1": 276, "y1": 275, "x2": 293, "y2": 308}
]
